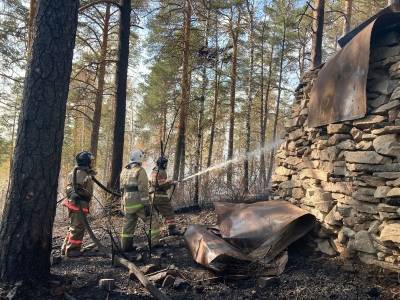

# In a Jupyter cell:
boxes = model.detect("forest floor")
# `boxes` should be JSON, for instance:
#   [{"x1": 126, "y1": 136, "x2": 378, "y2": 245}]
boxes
[{"x1": 1, "y1": 207, "x2": 400, "y2": 299}]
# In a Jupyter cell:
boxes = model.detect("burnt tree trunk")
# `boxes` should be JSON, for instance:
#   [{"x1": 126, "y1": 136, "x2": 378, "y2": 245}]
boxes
[
  {"x1": 173, "y1": 0, "x2": 192, "y2": 181},
  {"x1": 90, "y1": 3, "x2": 111, "y2": 159},
  {"x1": 266, "y1": 21, "x2": 286, "y2": 187},
  {"x1": 108, "y1": 0, "x2": 131, "y2": 190},
  {"x1": 311, "y1": 0, "x2": 325, "y2": 69},
  {"x1": 342, "y1": 0, "x2": 352, "y2": 35},
  {"x1": 0, "y1": 0, "x2": 79, "y2": 282},
  {"x1": 227, "y1": 6, "x2": 241, "y2": 188},
  {"x1": 243, "y1": 0, "x2": 254, "y2": 193}
]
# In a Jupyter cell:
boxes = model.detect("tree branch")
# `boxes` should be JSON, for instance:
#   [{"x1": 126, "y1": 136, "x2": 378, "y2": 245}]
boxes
[{"x1": 79, "y1": 0, "x2": 120, "y2": 12}]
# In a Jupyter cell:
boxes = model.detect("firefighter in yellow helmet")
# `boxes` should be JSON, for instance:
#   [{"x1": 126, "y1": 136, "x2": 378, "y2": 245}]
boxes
[
  {"x1": 150, "y1": 156, "x2": 180, "y2": 236},
  {"x1": 61, "y1": 151, "x2": 95, "y2": 257},
  {"x1": 120, "y1": 149, "x2": 160, "y2": 252}
]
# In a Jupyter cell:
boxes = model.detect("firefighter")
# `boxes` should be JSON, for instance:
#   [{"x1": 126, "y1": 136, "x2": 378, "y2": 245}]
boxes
[
  {"x1": 120, "y1": 149, "x2": 160, "y2": 252},
  {"x1": 150, "y1": 156, "x2": 180, "y2": 236},
  {"x1": 61, "y1": 151, "x2": 95, "y2": 257}
]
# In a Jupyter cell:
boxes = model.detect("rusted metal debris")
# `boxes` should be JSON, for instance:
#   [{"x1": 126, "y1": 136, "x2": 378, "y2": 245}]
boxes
[
  {"x1": 308, "y1": 12, "x2": 400, "y2": 128},
  {"x1": 184, "y1": 201, "x2": 315, "y2": 275}
]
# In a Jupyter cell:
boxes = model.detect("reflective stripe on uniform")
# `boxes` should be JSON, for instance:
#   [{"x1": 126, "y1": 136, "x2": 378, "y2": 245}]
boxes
[
  {"x1": 62, "y1": 199, "x2": 89, "y2": 214},
  {"x1": 155, "y1": 194, "x2": 169, "y2": 198},
  {"x1": 68, "y1": 238, "x2": 83, "y2": 245},
  {"x1": 121, "y1": 233, "x2": 135, "y2": 238},
  {"x1": 125, "y1": 203, "x2": 144, "y2": 210}
]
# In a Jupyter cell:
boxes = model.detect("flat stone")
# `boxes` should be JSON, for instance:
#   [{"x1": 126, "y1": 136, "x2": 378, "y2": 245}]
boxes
[
  {"x1": 348, "y1": 163, "x2": 400, "y2": 173},
  {"x1": 390, "y1": 86, "x2": 400, "y2": 100},
  {"x1": 380, "y1": 222, "x2": 400, "y2": 243},
  {"x1": 321, "y1": 181, "x2": 353, "y2": 195},
  {"x1": 374, "y1": 186, "x2": 391, "y2": 198},
  {"x1": 353, "y1": 188, "x2": 379, "y2": 203},
  {"x1": 300, "y1": 169, "x2": 328, "y2": 181},
  {"x1": 275, "y1": 166, "x2": 293, "y2": 176},
  {"x1": 292, "y1": 188, "x2": 305, "y2": 199},
  {"x1": 369, "y1": 95, "x2": 388, "y2": 108},
  {"x1": 337, "y1": 140, "x2": 356, "y2": 150},
  {"x1": 272, "y1": 175, "x2": 289, "y2": 182},
  {"x1": 285, "y1": 156, "x2": 302, "y2": 166},
  {"x1": 373, "y1": 171, "x2": 400, "y2": 179},
  {"x1": 379, "y1": 212, "x2": 399, "y2": 221},
  {"x1": 387, "y1": 177, "x2": 400, "y2": 186},
  {"x1": 389, "y1": 61, "x2": 400, "y2": 78},
  {"x1": 368, "y1": 220, "x2": 380, "y2": 234},
  {"x1": 372, "y1": 100, "x2": 400, "y2": 114},
  {"x1": 386, "y1": 187, "x2": 400, "y2": 197},
  {"x1": 368, "y1": 77, "x2": 390, "y2": 94},
  {"x1": 350, "y1": 127, "x2": 363, "y2": 142},
  {"x1": 373, "y1": 134, "x2": 400, "y2": 158},
  {"x1": 362, "y1": 133, "x2": 377, "y2": 141},
  {"x1": 344, "y1": 151, "x2": 390, "y2": 165},
  {"x1": 354, "y1": 231, "x2": 376, "y2": 254},
  {"x1": 317, "y1": 239, "x2": 337, "y2": 256},
  {"x1": 320, "y1": 146, "x2": 340, "y2": 161},
  {"x1": 327, "y1": 123, "x2": 351, "y2": 134},
  {"x1": 324, "y1": 206, "x2": 341, "y2": 225},
  {"x1": 279, "y1": 180, "x2": 302, "y2": 189},
  {"x1": 355, "y1": 141, "x2": 373, "y2": 150},
  {"x1": 328, "y1": 134, "x2": 352, "y2": 145},
  {"x1": 288, "y1": 128, "x2": 304, "y2": 141},
  {"x1": 353, "y1": 115, "x2": 386, "y2": 129},
  {"x1": 360, "y1": 176, "x2": 386, "y2": 187}
]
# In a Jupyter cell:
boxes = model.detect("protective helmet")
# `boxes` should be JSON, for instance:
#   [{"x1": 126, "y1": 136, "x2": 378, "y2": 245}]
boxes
[
  {"x1": 76, "y1": 151, "x2": 94, "y2": 167},
  {"x1": 156, "y1": 156, "x2": 168, "y2": 170},
  {"x1": 129, "y1": 149, "x2": 145, "y2": 164}
]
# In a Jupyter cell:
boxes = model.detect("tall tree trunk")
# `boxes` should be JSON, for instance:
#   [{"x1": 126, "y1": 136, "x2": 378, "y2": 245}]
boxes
[
  {"x1": 262, "y1": 45, "x2": 274, "y2": 187},
  {"x1": 173, "y1": 0, "x2": 192, "y2": 181},
  {"x1": 227, "y1": 7, "x2": 241, "y2": 188},
  {"x1": 311, "y1": 0, "x2": 325, "y2": 68},
  {"x1": 194, "y1": 6, "x2": 210, "y2": 205},
  {"x1": 108, "y1": 0, "x2": 131, "y2": 190},
  {"x1": 90, "y1": 3, "x2": 111, "y2": 159},
  {"x1": 243, "y1": 0, "x2": 254, "y2": 193},
  {"x1": 259, "y1": 20, "x2": 266, "y2": 189},
  {"x1": 342, "y1": 0, "x2": 352, "y2": 35},
  {"x1": 0, "y1": 0, "x2": 79, "y2": 282},
  {"x1": 266, "y1": 21, "x2": 286, "y2": 187},
  {"x1": 27, "y1": 0, "x2": 37, "y2": 55},
  {"x1": 207, "y1": 13, "x2": 220, "y2": 168}
]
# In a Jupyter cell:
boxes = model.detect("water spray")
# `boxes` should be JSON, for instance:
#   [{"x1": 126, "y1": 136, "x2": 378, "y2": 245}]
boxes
[{"x1": 181, "y1": 139, "x2": 283, "y2": 182}]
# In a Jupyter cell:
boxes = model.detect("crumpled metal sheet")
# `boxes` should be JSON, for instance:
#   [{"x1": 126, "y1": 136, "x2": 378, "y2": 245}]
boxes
[
  {"x1": 184, "y1": 201, "x2": 315, "y2": 274},
  {"x1": 308, "y1": 12, "x2": 400, "y2": 128}
]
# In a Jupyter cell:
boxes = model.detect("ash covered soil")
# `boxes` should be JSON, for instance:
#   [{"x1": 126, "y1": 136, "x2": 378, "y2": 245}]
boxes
[{"x1": 9, "y1": 208, "x2": 400, "y2": 299}]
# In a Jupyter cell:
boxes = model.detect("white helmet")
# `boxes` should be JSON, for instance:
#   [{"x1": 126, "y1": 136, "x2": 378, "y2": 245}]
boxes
[{"x1": 129, "y1": 149, "x2": 145, "y2": 164}]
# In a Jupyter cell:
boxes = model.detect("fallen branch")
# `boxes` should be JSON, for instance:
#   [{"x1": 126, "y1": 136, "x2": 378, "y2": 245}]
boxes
[{"x1": 79, "y1": 207, "x2": 170, "y2": 300}]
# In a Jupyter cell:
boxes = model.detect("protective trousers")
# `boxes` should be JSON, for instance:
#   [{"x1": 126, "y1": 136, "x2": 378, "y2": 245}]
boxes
[
  {"x1": 153, "y1": 192, "x2": 176, "y2": 226},
  {"x1": 61, "y1": 200, "x2": 89, "y2": 256},
  {"x1": 121, "y1": 206, "x2": 160, "y2": 252}
]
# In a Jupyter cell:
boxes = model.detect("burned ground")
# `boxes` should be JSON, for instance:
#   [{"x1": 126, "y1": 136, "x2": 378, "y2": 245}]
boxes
[{"x1": 1, "y1": 208, "x2": 399, "y2": 299}]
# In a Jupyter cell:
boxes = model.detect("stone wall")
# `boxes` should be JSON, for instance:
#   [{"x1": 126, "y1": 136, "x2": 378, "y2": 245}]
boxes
[{"x1": 272, "y1": 31, "x2": 400, "y2": 272}]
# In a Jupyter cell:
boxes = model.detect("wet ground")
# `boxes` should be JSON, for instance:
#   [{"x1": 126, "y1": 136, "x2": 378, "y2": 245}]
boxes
[{"x1": 1, "y1": 208, "x2": 399, "y2": 299}]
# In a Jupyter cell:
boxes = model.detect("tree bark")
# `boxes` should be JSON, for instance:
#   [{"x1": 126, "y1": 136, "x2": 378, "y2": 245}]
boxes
[
  {"x1": 0, "y1": 0, "x2": 79, "y2": 282},
  {"x1": 311, "y1": 0, "x2": 325, "y2": 69},
  {"x1": 108, "y1": 0, "x2": 131, "y2": 190},
  {"x1": 173, "y1": 0, "x2": 192, "y2": 181},
  {"x1": 259, "y1": 20, "x2": 266, "y2": 189},
  {"x1": 266, "y1": 21, "x2": 286, "y2": 187},
  {"x1": 90, "y1": 4, "x2": 111, "y2": 159},
  {"x1": 194, "y1": 5, "x2": 210, "y2": 205},
  {"x1": 27, "y1": 0, "x2": 37, "y2": 55},
  {"x1": 227, "y1": 6, "x2": 241, "y2": 188},
  {"x1": 207, "y1": 13, "x2": 220, "y2": 168},
  {"x1": 243, "y1": 0, "x2": 254, "y2": 193},
  {"x1": 342, "y1": 0, "x2": 352, "y2": 35}
]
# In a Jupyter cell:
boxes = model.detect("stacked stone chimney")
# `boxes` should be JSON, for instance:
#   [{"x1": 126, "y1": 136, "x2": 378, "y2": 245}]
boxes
[{"x1": 272, "y1": 29, "x2": 400, "y2": 272}]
